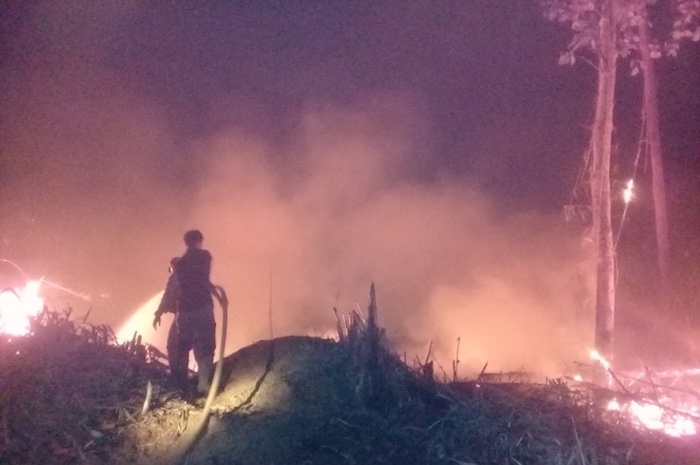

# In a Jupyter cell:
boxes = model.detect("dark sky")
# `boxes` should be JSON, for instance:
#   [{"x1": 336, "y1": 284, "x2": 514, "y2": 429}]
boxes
[{"x1": 1, "y1": 0, "x2": 699, "y2": 373}]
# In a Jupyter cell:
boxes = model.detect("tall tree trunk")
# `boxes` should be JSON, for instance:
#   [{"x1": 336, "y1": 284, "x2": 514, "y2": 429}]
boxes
[
  {"x1": 591, "y1": 0, "x2": 618, "y2": 367},
  {"x1": 638, "y1": 1, "x2": 671, "y2": 299}
]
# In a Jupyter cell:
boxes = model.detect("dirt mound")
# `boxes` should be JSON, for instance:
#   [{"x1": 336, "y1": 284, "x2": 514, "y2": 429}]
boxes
[{"x1": 119, "y1": 336, "x2": 362, "y2": 465}]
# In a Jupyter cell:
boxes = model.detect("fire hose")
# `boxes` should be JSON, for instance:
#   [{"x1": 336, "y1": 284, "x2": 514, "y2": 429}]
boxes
[{"x1": 177, "y1": 284, "x2": 229, "y2": 465}]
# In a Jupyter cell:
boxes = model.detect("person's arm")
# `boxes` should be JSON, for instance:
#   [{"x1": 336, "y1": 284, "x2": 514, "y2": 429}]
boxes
[{"x1": 153, "y1": 275, "x2": 180, "y2": 329}]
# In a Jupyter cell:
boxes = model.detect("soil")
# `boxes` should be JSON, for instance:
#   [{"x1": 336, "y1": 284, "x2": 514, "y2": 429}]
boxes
[{"x1": 115, "y1": 336, "x2": 361, "y2": 465}]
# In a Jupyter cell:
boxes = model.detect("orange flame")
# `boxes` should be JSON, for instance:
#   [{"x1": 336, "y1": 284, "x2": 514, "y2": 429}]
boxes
[
  {"x1": 588, "y1": 349, "x2": 611, "y2": 370},
  {"x1": 627, "y1": 399, "x2": 697, "y2": 436},
  {"x1": 0, "y1": 280, "x2": 44, "y2": 336},
  {"x1": 587, "y1": 349, "x2": 698, "y2": 436}
]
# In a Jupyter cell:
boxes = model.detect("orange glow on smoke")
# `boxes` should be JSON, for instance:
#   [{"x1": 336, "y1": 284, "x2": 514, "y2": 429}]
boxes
[
  {"x1": 0, "y1": 280, "x2": 44, "y2": 336},
  {"x1": 115, "y1": 291, "x2": 164, "y2": 344}
]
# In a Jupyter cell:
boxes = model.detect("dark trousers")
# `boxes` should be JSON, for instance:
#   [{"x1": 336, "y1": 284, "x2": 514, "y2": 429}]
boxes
[
  {"x1": 169, "y1": 308, "x2": 216, "y2": 392},
  {"x1": 166, "y1": 320, "x2": 187, "y2": 388}
]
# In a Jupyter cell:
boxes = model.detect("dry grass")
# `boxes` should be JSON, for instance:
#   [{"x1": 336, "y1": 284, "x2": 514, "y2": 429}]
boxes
[
  {"x1": 0, "y1": 309, "x2": 169, "y2": 465},
  {"x1": 297, "y1": 315, "x2": 700, "y2": 465},
  {"x1": 1, "y1": 307, "x2": 699, "y2": 465}
]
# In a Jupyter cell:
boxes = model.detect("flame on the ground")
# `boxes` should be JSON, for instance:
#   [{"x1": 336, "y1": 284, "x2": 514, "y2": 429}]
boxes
[
  {"x1": 606, "y1": 396, "x2": 698, "y2": 436},
  {"x1": 0, "y1": 280, "x2": 44, "y2": 336},
  {"x1": 583, "y1": 349, "x2": 699, "y2": 437},
  {"x1": 630, "y1": 398, "x2": 697, "y2": 436}
]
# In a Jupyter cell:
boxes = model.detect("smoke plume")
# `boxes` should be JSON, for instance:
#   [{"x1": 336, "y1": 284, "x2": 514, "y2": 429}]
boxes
[{"x1": 0, "y1": 1, "x2": 594, "y2": 377}]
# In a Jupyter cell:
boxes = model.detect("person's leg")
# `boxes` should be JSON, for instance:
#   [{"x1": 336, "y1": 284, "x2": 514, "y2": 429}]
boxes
[
  {"x1": 192, "y1": 309, "x2": 216, "y2": 395},
  {"x1": 166, "y1": 319, "x2": 178, "y2": 371},
  {"x1": 171, "y1": 314, "x2": 194, "y2": 392}
]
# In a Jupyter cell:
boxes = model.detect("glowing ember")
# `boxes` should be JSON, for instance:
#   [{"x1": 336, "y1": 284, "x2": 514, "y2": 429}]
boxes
[
  {"x1": 588, "y1": 349, "x2": 611, "y2": 370},
  {"x1": 607, "y1": 399, "x2": 620, "y2": 411},
  {"x1": 0, "y1": 280, "x2": 44, "y2": 336},
  {"x1": 623, "y1": 179, "x2": 634, "y2": 203}
]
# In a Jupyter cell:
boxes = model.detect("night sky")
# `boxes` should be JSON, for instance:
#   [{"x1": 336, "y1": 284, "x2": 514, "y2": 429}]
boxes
[{"x1": 1, "y1": 0, "x2": 699, "y2": 374}]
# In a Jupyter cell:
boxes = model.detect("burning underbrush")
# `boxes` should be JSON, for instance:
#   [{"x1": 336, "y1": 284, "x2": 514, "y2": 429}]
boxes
[
  {"x1": 0, "y1": 308, "x2": 169, "y2": 464},
  {"x1": 1, "y1": 302, "x2": 699, "y2": 464}
]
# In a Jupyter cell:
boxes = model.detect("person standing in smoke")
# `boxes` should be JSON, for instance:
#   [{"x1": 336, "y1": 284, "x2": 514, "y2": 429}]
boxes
[
  {"x1": 172, "y1": 229, "x2": 217, "y2": 396},
  {"x1": 152, "y1": 257, "x2": 185, "y2": 390}
]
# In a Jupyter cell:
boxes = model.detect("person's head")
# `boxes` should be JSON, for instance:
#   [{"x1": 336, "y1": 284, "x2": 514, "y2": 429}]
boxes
[
  {"x1": 184, "y1": 229, "x2": 204, "y2": 248},
  {"x1": 168, "y1": 257, "x2": 180, "y2": 274}
]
